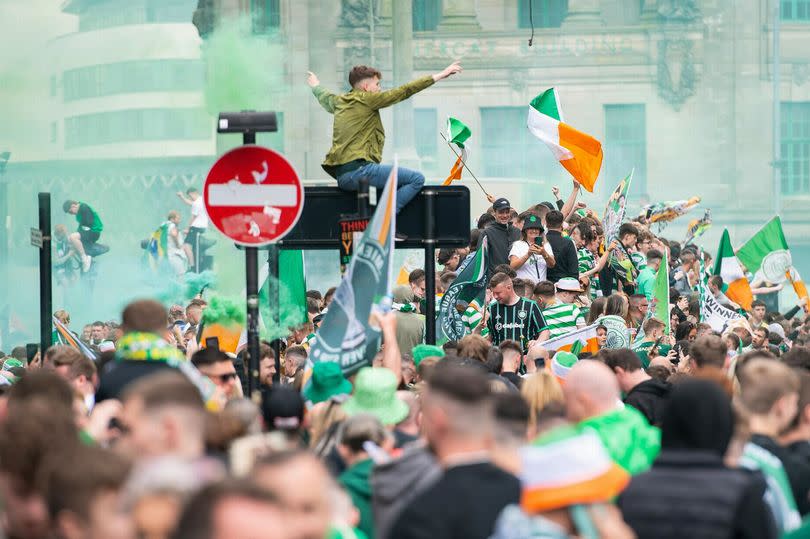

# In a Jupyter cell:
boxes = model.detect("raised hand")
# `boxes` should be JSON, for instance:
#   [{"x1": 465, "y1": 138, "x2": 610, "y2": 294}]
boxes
[
  {"x1": 306, "y1": 71, "x2": 320, "y2": 88},
  {"x1": 434, "y1": 61, "x2": 462, "y2": 82}
]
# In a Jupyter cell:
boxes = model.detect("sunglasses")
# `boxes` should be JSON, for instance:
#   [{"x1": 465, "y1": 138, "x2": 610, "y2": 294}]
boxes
[{"x1": 210, "y1": 372, "x2": 238, "y2": 384}]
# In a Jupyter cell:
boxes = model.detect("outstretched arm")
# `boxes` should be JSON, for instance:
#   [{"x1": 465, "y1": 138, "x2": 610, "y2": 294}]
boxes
[
  {"x1": 176, "y1": 192, "x2": 193, "y2": 206},
  {"x1": 365, "y1": 61, "x2": 462, "y2": 110},
  {"x1": 561, "y1": 181, "x2": 581, "y2": 220},
  {"x1": 307, "y1": 71, "x2": 337, "y2": 113}
]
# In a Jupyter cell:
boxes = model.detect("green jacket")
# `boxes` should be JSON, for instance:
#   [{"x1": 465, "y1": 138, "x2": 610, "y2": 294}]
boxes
[
  {"x1": 578, "y1": 407, "x2": 660, "y2": 475},
  {"x1": 312, "y1": 76, "x2": 435, "y2": 167},
  {"x1": 339, "y1": 459, "x2": 375, "y2": 539}
]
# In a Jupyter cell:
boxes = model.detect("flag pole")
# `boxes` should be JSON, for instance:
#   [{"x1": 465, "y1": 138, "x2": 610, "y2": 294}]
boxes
[{"x1": 440, "y1": 132, "x2": 490, "y2": 198}]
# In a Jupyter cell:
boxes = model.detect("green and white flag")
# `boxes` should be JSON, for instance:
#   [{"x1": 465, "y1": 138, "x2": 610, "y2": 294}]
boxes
[
  {"x1": 257, "y1": 249, "x2": 308, "y2": 336},
  {"x1": 653, "y1": 251, "x2": 670, "y2": 335},
  {"x1": 308, "y1": 163, "x2": 397, "y2": 375},
  {"x1": 447, "y1": 116, "x2": 471, "y2": 150},
  {"x1": 444, "y1": 116, "x2": 472, "y2": 184},
  {"x1": 736, "y1": 216, "x2": 792, "y2": 282},
  {"x1": 438, "y1": 237, "x2": 489, "y2": 342},
  {"x1": 602, "y1": 170, "x2": 633, "y2": 246}
]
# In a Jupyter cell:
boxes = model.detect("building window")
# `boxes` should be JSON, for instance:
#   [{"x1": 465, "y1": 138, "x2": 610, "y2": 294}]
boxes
[
  {"x1": 413, "y1": 0, "x2": 442, "y2": 31},
  {"x1": 63, "y1": 60, "x2": 205, "y2": 102},
  {"x1": 414, "y1": 108, "x2": 438, "y2": 172},
  {"x1": 602, "y1": 0, "x2": 644, "y2": 25},
  {"x1": 50, "y1": 122, "x2": 58, "y2": 143},
  {"x1": 782, "y1": 102, "x2": 810, "y2": 194},
  {"x1": 604, "y1": 104, "x2": 646, "y2": 197},
  {"x1": 65, "y1": 108, "x2": 210, "y2": 148},
  {"x1": 481, "y1": 107, "x2": 535, "y2": 178},
  {"x1": 251, "y1": 0, "x2": 281, "y2": 34},
  {"x1": 518, "y1": 0, "x2": 569, "y2": 29},
  {"x1": 782, "y1": 0, "x2": 810, "y2": 21},
  {"x1": 78, "y1": 0, "x2": 196, "y2": 31}
]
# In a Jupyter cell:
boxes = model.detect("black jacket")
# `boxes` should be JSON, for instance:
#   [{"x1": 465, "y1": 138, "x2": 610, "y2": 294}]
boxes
[
  {"x1": 390, "y1": 462, "x2": 519, "y2": 539},
  {"x1": 624, "y1": 378, "x2": 672, "y2": 427},
  {"x1": 750, "y1": 434, "x2": 810, "y2": 515},
  {"x1": 545, "y1": 230, "x2": 578, "y2": 282},
  {"x1": 480, "y1": 222, "x2": 520, "y2": 276},
  {"x1": 619, "y1": 450, "x2": 777, "y2": 539}
]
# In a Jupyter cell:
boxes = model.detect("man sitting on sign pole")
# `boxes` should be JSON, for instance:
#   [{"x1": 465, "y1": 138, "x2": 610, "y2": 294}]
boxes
[
  {"x1": 62, "y1": 199, "x2": 103, "y2": 273},
  {"x1": 307, "y1": 61, "x2": 463, "y2": 238}
]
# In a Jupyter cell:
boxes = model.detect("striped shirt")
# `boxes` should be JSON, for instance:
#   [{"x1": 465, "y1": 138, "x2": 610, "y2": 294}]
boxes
[
  {"x1": 487, "y1": 297, "x2": 545, "y2": 352},
  {"x1": 577, "y1": 248, "x2": 601, "y2": 299},
  {"x1": 631, "y1": 252, "x2": 647, "y2": 271},
  {"x1": 541, "y1": 302, "x2": 585, "y2": 338},
  {"x1": 462, "y1": 305, "x2": 490, "y2": 338}
]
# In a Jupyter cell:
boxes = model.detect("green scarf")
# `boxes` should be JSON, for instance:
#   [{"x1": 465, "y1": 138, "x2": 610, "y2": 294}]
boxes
[{"x1": 116, "y1": 332, "x2": 185, "y2": 364}]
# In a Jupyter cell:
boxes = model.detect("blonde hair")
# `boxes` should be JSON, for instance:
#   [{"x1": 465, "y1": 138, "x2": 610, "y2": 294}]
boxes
[
  {"x1": 521, "y1": 371, "x2": 564, "y2": 425},
  {"x1": 309, "y1": 400, "x2": 347, "y2": 451}
]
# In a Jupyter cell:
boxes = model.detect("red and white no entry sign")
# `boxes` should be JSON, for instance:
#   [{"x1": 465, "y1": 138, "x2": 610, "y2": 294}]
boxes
[{"x1": 204, "y1": 145, "x2": 304, "y2": 246}]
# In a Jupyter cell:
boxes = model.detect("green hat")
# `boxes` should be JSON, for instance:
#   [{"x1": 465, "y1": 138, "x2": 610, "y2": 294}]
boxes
[
  {"x1": 303, "y1": 362, "x2": 353, "y2": 405},
  {"x1": 551, "y1": 351, "x2": 578, "y2": 382},
  {"x1": 412, "y1": 344, "x2": 445, "y2": 367},
  {"x1": 343, "y1": 367, "x2": 409, "y2": 426},
  {"x1": 522, "y1": 213, "x2": 544, "y2": 231}
]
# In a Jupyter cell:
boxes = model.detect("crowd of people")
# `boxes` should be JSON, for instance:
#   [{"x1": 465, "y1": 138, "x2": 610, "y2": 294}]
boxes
[
  {"x1": 2, "y1": 175, "x2": 810, "y2": 539},
  {"x1": 3, "y1": 60, "x2": 810, "y2": 539}
]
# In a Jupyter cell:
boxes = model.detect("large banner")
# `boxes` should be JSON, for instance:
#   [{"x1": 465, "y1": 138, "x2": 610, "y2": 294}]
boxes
[
  {"x1": 438, "y1": 237, "x2": 489, "y2": 342},
  {"x1": 602, "y1": 170, "x2": 633, "y2": 246},
  {"x1": 308, "y1": 166, "x2": 397, "y2": 375},
  {"x1": 701, "y1": 285, "x2": 744, "y2": 333}
]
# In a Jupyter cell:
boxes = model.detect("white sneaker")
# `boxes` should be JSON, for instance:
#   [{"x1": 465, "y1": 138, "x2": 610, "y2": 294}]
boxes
[{"x1": 82, "y1": 255, "x2": 92, "y2": 272}]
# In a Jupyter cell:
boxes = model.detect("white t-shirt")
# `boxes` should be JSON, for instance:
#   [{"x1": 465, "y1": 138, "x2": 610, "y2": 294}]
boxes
[
  {"x1": 509, "y1": 240, "x2": 553, "y2": 284},
  {"x1": 191, "y1": 197, "x2": 209, "y2": 228}
]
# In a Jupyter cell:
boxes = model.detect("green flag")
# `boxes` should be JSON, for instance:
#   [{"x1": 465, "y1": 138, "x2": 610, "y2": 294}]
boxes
[
  {"x1": 259, "y1": 249, "x2": 307, "y2": 337},
  {"x1": 736, "y1": 216, "x2": 792, "y2": 282},
  {"x1": 438, "y1": 236, "x2": 489, "y2": 342},
  {"x1": 308, "y1": 164, "x2": 397, "y2": 375},
  {"x1": 654, "y1": 252, "x2": 670, "y2": 335},
  {"x1": 279, "y1": 249, "x2": 307, "y2": 326},
  {"x1": 602, "y1": 170, "x2": 633, "y2": 245},
  {"x1": 447, "y1": 116, "x2": 471, "y2": 149}
]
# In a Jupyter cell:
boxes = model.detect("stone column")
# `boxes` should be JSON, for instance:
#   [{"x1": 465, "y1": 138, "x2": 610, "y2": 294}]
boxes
[
  {"x1": 391, "y1": 0, "x2": 421, "y2": 168},
  {"x1": 437, "y1": 0, "x2": 481, "y2": 31},
  {"x1": 562, "y1": 0, "x2": 602, "y2": 26}
]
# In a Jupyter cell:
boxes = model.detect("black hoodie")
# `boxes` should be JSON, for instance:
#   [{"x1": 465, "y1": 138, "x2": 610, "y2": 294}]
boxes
[
  {"x1": 624, "y1": 378, "x2": 672, "y2": 427},
  {"x1": 480, "y1": 222, "x2": 520, "y2": 276}
]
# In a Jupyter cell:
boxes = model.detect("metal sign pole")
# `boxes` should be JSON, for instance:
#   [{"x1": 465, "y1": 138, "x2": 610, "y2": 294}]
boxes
[
  {"x1": 38, "y1": 193, "x2": 52, "y2": 353},
  {"x1": 424, "y1": 189, "x2": 437, "y2": 344},
  {"x1": 240, "y1": 131, "x2": 262, "y2": 399}
]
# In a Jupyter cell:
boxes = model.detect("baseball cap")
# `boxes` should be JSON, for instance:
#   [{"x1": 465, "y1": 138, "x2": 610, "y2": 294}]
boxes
[
  {"x1": 492, "y1": 198, "x2": 511, "y2": 211},
  {"x1": 261, "y1": 386, "x2": 305, "y2": 432}
]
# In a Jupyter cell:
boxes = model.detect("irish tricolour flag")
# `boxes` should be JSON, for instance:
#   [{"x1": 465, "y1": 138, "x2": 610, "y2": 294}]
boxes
[
  {"x1": 527, "y1": 89, "x2": 603, "y2": 192},
  {"x1": 713, "y1": 228, "x2": 753, "y2": 311}
]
